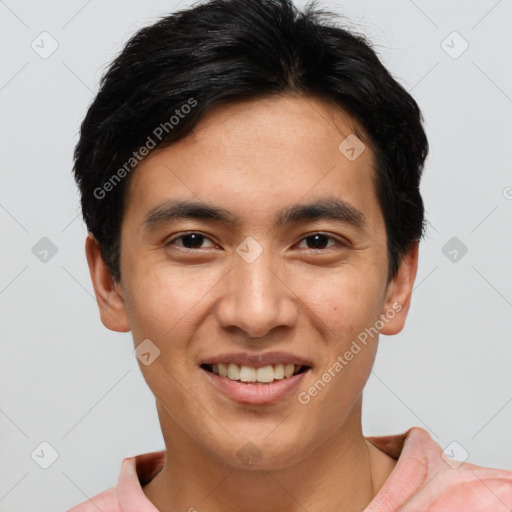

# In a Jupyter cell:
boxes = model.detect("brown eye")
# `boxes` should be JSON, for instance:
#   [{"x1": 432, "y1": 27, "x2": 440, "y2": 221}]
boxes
[
  {"x1": 180, "y1": 234, "x2": 205, "y2": 248},
  {"x1": 166, "y1": 232, "x2": 216, "y2": 249},
  {"x1": 298, "y1": 233, "x2": 338, "y2": 250}
]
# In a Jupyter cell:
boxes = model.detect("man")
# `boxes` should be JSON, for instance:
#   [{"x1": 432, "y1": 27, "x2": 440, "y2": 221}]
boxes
[{"x1": 68, "y1": 0, "x2": 512, "y2": 510}]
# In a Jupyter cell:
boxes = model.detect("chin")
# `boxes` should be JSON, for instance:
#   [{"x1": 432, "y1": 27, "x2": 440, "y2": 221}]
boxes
[{"x1": 209, "y1": 428, "x2": 317, "y2": 471}]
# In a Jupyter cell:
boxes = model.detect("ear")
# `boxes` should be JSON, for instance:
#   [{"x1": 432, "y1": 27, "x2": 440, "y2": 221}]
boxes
[
  {"x1": 379, "y1": 242, "x2": 419, "y2": 336},
  {"x1": 85, "y1": 233, "x2": 130, "y2": 332}
]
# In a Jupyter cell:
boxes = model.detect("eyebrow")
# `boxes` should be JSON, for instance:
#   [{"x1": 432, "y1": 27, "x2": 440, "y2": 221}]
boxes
[{"x1": 142, "y1": 197, "x2": 366, "y2": 231}]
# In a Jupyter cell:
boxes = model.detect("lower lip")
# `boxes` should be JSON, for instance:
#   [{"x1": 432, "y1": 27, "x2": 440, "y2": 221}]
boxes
[{"x1": 201, "y1": 368, "x2": 310, "y2": 405}]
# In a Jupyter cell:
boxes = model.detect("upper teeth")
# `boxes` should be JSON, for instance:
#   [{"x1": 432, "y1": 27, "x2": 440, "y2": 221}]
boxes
[{"x1": 211, "y1": 363, "x2": 299, "y2": 383}]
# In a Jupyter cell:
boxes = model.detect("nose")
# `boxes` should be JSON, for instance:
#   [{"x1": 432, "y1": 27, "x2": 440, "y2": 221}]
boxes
[{"x1": 215, "y1": 251, "x2": 299, "y2": 339}]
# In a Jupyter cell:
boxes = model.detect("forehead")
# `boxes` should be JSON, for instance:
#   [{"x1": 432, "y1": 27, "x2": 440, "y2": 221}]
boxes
[{"x1": 124, "y1": 94, "x2": 381, "y2": 229}]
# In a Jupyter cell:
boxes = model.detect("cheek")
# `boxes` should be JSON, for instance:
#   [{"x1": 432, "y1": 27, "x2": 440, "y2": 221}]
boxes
[
  {"x1": 123, "y1": 264, "x2": 219, "y2": 343},
  {"x1": 292, "y1": 269, "x2": 384, "y2": 432},
  {"x1": 293, "y1": 264, "x2": 387, "y2": 342}
]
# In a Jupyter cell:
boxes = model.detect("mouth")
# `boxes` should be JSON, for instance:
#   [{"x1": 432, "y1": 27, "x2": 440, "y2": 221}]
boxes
[
  {"x1": 199, "y1": 355, "x2": 312, "y2": 405},
  {"x1": 200, "y1": 362, "x2": 310, "y2": 384}
]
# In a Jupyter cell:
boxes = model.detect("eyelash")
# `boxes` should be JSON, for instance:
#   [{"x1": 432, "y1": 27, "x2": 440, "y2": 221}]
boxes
[{"x1": 164, "y1": 231, "x2": 347, "y2": 251}]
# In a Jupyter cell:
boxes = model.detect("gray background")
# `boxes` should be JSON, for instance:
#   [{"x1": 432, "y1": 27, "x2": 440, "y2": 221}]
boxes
[{"x1": 1, "y1": 0, "x2": 511, "y2": 510}]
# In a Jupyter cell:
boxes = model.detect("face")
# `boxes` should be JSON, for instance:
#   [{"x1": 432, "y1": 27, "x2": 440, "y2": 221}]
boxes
[{"x1": 87, "y1": 94, "x2": 417, "y2": 470}]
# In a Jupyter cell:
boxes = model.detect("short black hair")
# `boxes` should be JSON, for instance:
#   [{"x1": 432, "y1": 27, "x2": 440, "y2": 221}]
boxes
[{"x1": 73, "y1": 0, "x2": 428, "y2": 282}]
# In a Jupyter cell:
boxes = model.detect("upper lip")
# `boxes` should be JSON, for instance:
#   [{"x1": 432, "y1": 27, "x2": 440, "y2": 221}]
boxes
[{"x1": 200, "y1": 351, "x2": 313, "y2": 369}]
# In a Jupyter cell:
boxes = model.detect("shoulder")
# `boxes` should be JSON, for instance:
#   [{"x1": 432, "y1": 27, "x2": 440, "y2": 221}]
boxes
[
  {"x1": 65, "y1": 450, "x2": 165, "y2": 512},
  {"x1": 366, "y1": 427, "x2": 512, "y2": 511},
  {"x1": 407, "y1": 427, "x2": 512, "y2": 510},
  {"x1": 66, "y1": 487, "x2": 120, "y2": 512},
  {"x1": 422, "y1": 457, "x2": 512, "y2": 511}
]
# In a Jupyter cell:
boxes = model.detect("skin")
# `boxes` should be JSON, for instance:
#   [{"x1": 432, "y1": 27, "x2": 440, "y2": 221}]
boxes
[{"x1": 86, "y1": 94, "x2": 418, "y2": 512}]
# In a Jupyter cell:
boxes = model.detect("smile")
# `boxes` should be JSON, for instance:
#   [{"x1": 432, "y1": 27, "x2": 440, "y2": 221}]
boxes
[
  {"x1": 200, "y1": 357, "x2": 312, "y2": 405},
  {"x1": 201, "y1": 363, "x2": 308, "y2": 384}
]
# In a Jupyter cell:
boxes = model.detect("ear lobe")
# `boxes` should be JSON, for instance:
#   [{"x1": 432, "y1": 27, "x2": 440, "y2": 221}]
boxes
[
  {"x1": 85, "y1": 233, "x2": 130, "y2": 333},
  {"x1": 379, "y1": 242, "x2": 419, "y2": 336}
]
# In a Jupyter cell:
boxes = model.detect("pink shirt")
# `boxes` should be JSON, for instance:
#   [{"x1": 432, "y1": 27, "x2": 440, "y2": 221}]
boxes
[{"x1": 67, "y1": 427, "x2": 512, "y2": 511}]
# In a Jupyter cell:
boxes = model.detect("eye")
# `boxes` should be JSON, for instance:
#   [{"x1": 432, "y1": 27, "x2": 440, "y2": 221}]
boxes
[
  {"x1": 165, "y1": 232, "x2": 217, "y2": 250},
  {"x1": 296, "y1": 233, "x2": 343, "y2": 250}
]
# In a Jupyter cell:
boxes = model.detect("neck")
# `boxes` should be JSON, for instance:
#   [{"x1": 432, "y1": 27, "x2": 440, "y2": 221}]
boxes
[{"x1": 143, "y1": 400, "x2": 395, "y2": 512}]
